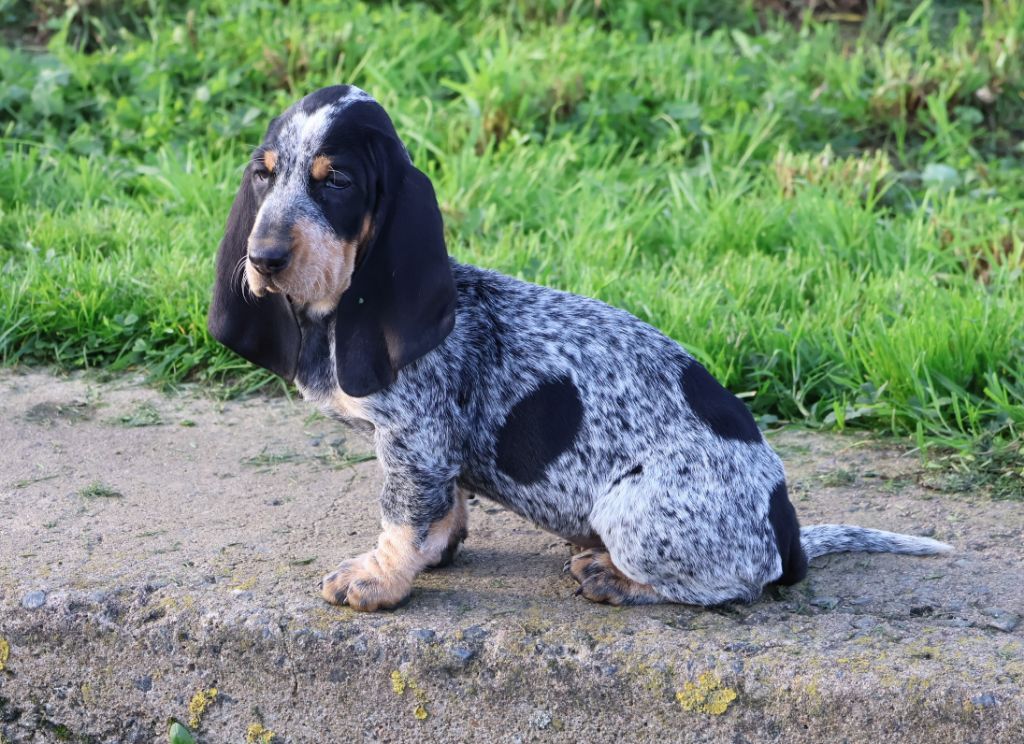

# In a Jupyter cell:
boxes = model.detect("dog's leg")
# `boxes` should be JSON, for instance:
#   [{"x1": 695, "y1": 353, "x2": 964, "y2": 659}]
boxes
[
  {"x1": 320, "y1": 432, "x2": 467, "y2": 612},
  {"x1": 578, "y1": 454, "x2": 780, "y2": 607},
  {"x1": 319, "y1": 493, "x2": 466, "y2": 611}
]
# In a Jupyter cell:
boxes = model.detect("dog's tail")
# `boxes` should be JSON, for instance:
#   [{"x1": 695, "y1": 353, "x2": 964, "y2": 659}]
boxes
[{"x1": 799, "y1": 525, "x2": 952, "y2": 560}]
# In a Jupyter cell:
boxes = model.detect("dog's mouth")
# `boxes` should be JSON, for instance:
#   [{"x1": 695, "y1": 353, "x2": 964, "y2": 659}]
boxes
[{"x1": 244, "y1": 261, "x2": 281, "y2": 298}]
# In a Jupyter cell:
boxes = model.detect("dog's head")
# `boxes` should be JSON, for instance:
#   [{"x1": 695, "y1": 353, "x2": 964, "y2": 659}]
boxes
[{"x1": 208, "y1": 85, "x2": 456, "y2": 396}]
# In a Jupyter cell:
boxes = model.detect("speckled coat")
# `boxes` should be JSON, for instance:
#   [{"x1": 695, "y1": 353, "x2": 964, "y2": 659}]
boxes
[
  {"x1": 294, "y1": 260, "x2": 908, "y2": 605},
  {"x1": 208, "y1": 85, "x2": 951, "y2": 608}
]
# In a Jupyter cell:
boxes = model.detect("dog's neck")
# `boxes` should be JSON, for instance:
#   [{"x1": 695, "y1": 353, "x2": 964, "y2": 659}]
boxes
[{"x1": 292, "y1": 306, "x2": 335, "y2": 398}]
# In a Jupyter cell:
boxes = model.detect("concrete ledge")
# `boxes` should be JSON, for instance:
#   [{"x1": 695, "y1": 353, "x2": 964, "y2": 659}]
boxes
[{"x1": 1, "y1": 371, "x2": 1022, "y2": 743}]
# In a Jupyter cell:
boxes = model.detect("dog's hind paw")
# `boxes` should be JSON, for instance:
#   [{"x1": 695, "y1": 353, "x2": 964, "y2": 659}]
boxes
[{"x1": 566, "y1": 549, "x2": 662, "y2": 606}]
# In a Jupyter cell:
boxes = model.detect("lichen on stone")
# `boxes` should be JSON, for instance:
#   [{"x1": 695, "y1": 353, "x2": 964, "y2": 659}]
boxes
[
  {"x1": 246, "y1": 723, "x2": 275, "y2": 743},
  {"x1": 676, "y1": 671, "x2": 738, "y2": 715},
  {"x1": 390, "y1": 670, "x2": 430, "y2": 719},
  {"x1": 187, "y1": 687, "x2": 218, "y2": 728},
  {"x1": 0, "y1": 637, "x2": 9, "y2": 671},
  {"x1": 390, "y1": 670, "x2": 407, "y2": 695}
]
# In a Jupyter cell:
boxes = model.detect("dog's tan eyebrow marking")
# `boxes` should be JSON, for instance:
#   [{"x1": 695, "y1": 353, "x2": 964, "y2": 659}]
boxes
[
  {"x1": 310, "y1": 154, "x2": 332, "y2": 181},
  {"x1": 263, "y1": 149, "x2": 277, "y2": 173}
]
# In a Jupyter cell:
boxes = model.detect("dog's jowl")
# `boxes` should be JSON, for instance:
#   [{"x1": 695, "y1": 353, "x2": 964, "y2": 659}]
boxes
[{"x1": 208, "y1": 85, "x2": 952, "y2": 611}]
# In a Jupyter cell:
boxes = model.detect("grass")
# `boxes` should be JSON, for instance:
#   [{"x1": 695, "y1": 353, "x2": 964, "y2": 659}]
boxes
[
  {"x1": 79, "y1": 481, "x2": 123, "y2": 499},
  {"x1": 1, "y1": 1, "x2": 1022, "y2": 483}
]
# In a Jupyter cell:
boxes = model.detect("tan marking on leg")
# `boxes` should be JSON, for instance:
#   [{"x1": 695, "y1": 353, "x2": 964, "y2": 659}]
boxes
[
  {"x1": 426, "y1": 490, "x2": 468, "y2": 568},
  {"x1": 567, "y1": 549, "x2": 662, "y2": 606},
  {"x1": 321, "y1": 494, "x2": 470, "y2": 611},
  {"x1": 310, "y1": 154, "x2": 332, "y2": 181},
  {"x1": 320, "y1": 524, "x2": 417, "y2": 612},
  {"x1": 263, "y1": 149, "x2": 277, "y2": 173}
]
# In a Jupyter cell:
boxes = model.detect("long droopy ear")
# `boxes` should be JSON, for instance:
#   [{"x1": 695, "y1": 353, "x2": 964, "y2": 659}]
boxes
[
  {"x1": 207, "y1": 165, "x2": 300, "y2": 380},
  {"x1": 333, "y1": 140, "x2": 457, "y2": 397}
]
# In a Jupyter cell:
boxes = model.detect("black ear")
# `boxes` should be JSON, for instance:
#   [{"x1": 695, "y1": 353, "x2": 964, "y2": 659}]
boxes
[
  {"x1": 334, "y1": 148, "x2": 456, "y2": 397},
  {"x1": 207, "y1": 165, "x2": 300, "y2": 381}
]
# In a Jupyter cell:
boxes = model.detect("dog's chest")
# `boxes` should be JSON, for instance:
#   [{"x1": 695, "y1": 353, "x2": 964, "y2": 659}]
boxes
[{"x1": 293, "y1": 311, "x2": 370, "y2": 421}]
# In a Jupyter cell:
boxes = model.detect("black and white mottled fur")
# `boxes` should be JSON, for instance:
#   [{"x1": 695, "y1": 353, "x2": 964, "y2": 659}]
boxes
[
  {"x1": 208, "y1": 85, "x2": 952, "y2": 609},
  {"x1": 297, "y1": 262, "x2": 951, "y2": 605}
]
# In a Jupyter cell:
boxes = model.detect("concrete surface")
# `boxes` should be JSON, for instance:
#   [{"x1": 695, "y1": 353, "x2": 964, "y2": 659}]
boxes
[{"x1": 0, "y1": 369, "x2": 1021, "y2": 743}]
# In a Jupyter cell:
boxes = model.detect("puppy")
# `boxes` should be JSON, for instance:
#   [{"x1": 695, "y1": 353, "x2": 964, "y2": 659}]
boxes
[{"x1": 208, "y1": 85, "x2": 951, "y2": 611}]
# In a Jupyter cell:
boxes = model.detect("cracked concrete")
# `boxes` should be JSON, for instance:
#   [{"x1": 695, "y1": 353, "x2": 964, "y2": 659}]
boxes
[{"x1": 1, "y1": 369, "x2": 1022, "y2": 743}]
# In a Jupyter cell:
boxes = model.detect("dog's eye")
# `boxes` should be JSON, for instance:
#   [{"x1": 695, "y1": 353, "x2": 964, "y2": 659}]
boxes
[
  {"x1": 325, "y1": 171, "x2": 352, "y2": 190},
  {"x1": 253, "y1": 168, "x2": 271, "y2": 182}
]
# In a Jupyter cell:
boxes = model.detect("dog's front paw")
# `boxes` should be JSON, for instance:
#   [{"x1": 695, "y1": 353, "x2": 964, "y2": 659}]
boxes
[
  {"x1": 320, "y1": 553, "x2": 412, "y2": 612},
  {"x1": 319, "y1": 557, "x2": 362, "y2": 606}
]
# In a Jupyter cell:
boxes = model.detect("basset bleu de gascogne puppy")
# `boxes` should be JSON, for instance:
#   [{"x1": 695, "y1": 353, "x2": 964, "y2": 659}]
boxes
[{"x1": 208, "y1": 85, "x2": 951, "y2": 612}]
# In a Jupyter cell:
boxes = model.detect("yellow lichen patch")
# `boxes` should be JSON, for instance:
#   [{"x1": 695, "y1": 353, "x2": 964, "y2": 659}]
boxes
[
  {"x1": 0, "y1": 637, "x2": 9, "y2": 670},
  {"x1": 676, "y1": 671, "x2": 738, "y2": 716},
  {"x1": 231, "y1": 576, "x2": 257, "y2": 591},
  {"x1": 188, "y1": 687, "x2": 218, "y2": 728},
  {"x1": 390, "y1": 670, "x2": 407, "y2": 695},
  {"x1": 408, "y1": 678, "x2": 427, "y2": 701},
  {"x1": 246, "y1": 723, "x2": 275, "y2": 743},
  {"x1": 390, "y1": 670, "x2": 430, "y2": 719},
  {"x1": 630, "y1": 662, "x2": 672, "y2": 695}
]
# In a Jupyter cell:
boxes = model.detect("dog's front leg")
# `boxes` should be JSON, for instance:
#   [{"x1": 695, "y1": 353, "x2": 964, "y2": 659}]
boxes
[{"x1": 320, "y1": 453, "x2": 467, "y2": 612}]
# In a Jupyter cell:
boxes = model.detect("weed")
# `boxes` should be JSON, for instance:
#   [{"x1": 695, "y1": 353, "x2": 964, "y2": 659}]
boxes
[
  {"x1": 819, "y1": 469, "x2": 857, "y2": 487},
  {"x1": 13, "y1": 473, "x2": 60, "y2": 489},
  {"x1": 79, "y1": 482, "x2": 122, "y2": 499},
  {"x1": 241, "y1": 449, "x2": 302, "y2": 469},
  {"x1": 117, "y1": 402, "x2": 163, "y2": 427},
  {"x1": 314, "y1": 440, "x2": 376, "y2": 470}
]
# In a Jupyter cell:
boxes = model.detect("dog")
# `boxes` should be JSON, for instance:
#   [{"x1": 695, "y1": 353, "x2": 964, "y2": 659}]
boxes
[{"x1": 208, "y1": 85, "x2": 952, "y2": 612}]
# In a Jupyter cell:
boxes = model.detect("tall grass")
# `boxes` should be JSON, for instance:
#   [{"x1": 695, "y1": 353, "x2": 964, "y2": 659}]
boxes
[{"x1": 1, "y1": 1, "x2": 1022, "y2": 471}]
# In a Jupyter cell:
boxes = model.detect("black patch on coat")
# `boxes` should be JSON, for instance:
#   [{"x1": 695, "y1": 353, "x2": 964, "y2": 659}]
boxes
[
  {"x1": 495, "y1": 376, "x2": 583, "y2": 484},
  {"x1": 767, "y1": 481, "x2": 807, "y2": 586},
  {"x1": 680, "y1": 361, "x2": 761, "y2": 443}
]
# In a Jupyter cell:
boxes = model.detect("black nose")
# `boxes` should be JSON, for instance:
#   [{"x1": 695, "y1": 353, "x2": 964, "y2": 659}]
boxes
[{"x1": 248, "y1": 246, "x2": 291, "y2": 276}]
